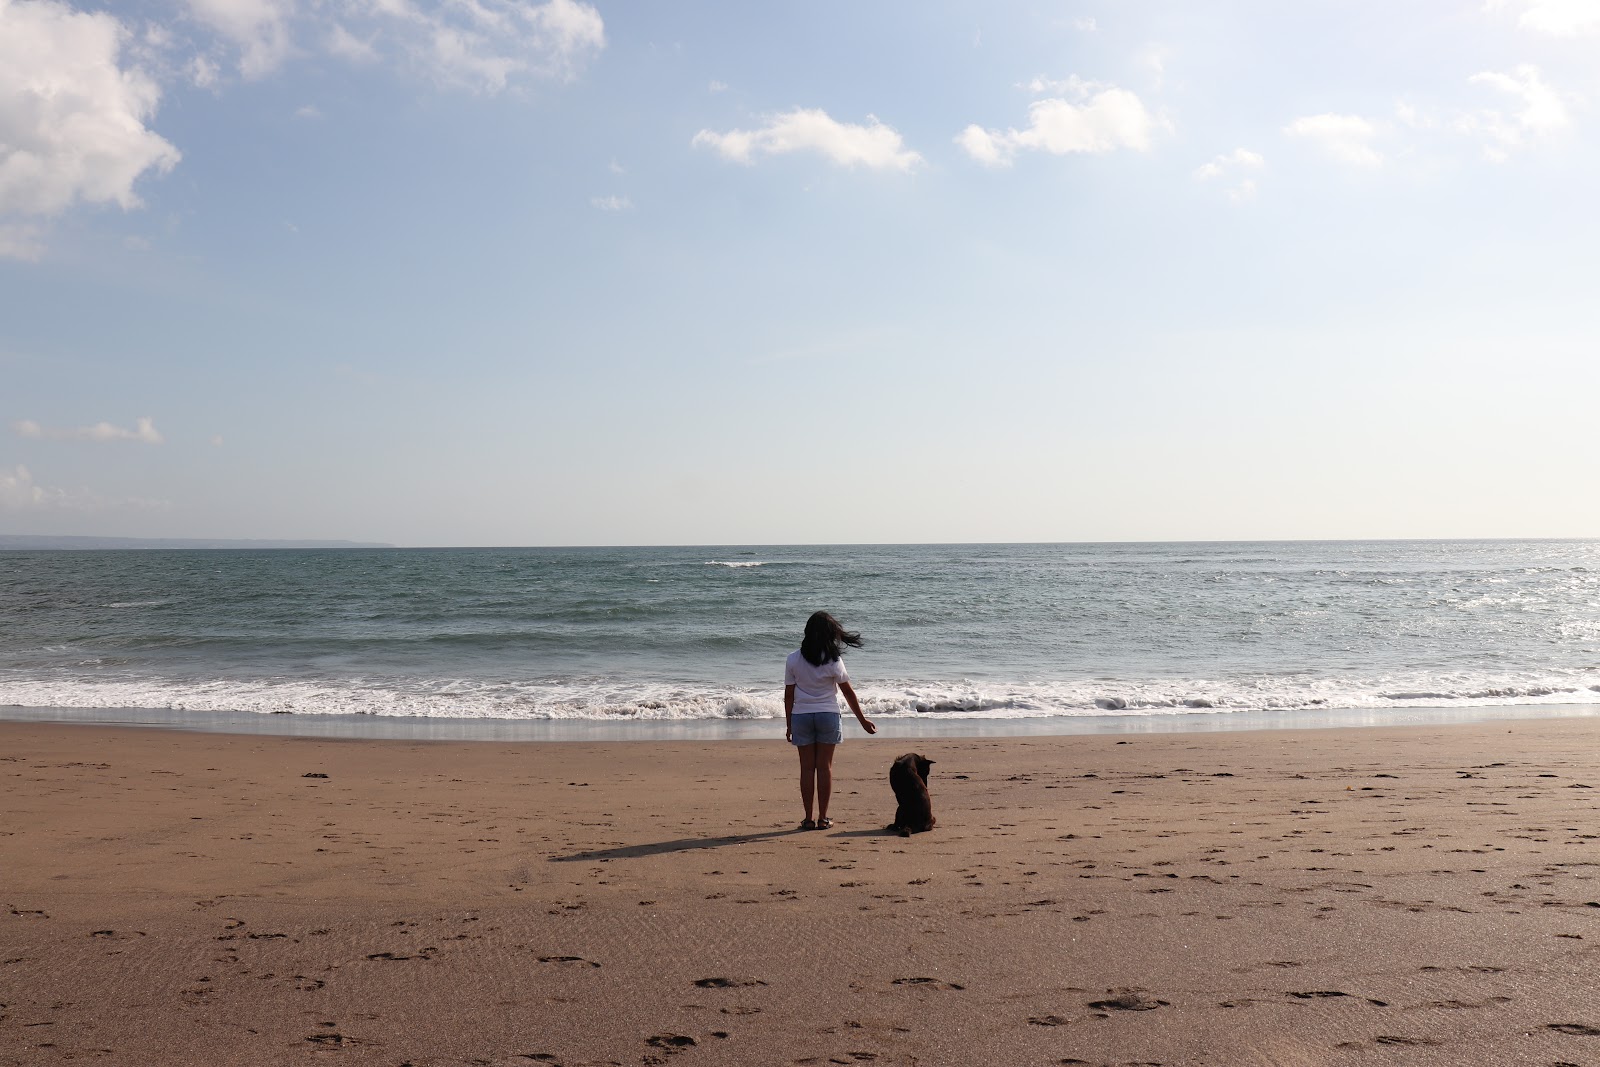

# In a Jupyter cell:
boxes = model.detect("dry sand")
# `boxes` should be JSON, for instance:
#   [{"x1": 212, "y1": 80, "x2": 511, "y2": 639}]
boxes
[{"x1": 3, "y1": 718, "x2": 1599, "y2": 1066}]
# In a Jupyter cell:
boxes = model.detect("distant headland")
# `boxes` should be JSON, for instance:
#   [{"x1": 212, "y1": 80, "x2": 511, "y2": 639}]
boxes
[{"x1": 0, "y1": 535, "x2": 394, "y2": 550}]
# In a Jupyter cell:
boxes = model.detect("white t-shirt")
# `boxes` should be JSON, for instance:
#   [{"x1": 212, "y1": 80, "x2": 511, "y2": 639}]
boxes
[{"x1": 785, "y1": 650, "x2": 849, "y2": 716}]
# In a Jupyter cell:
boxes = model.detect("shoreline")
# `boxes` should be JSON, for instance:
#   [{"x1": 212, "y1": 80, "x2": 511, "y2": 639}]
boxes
[
  {"x1": 4, "y1": 716, "x2": 1600, "y2": 1065},
  {"x1": 2, "y1": 698, "x2": 1599, "y2": 742}
]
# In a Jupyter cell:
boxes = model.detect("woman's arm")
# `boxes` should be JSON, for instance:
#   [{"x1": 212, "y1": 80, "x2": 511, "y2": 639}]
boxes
[
  {"x1": 784, "y1": 684, "x2": 795, "y2": 742},
  {"x1": 838, "y1": 681, "x2": 876, "y2": 734}
]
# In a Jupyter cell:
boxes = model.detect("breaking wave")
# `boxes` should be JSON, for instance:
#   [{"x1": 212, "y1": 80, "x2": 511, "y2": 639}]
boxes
[{"x1": 4, "y1": 671, "x2": 1599, "y2": 723}]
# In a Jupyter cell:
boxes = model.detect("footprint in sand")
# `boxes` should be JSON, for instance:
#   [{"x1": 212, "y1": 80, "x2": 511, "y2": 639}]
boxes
[
  {"x1": 366, "y1": 949, "x2": 436, "y2": 961},
  {"x1": 538, "y1": 955, "x2": 600, "y2": 967},
  {"x1": 1546, "y1": 1023, "x2": 1600, "y2": 1035},
  {"x1": 694, "y1": 977, "x2": 766, "y2": 988},
  {"x1": 305, "y1": 1032, "x2": 368, "y2": 1047},
  {"x1": 1087, "y1": 989, "x2": 1168, "y2": 1011},
  {"x1": 892, "y1": 977, "x2": 965, "y2": 991},
  {"x1": 1335, "y1": 1035, "x2": 1436, "y2": 1047}
]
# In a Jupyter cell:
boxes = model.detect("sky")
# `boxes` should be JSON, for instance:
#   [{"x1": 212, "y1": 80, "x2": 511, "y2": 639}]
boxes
[{"x1": 2, "y1": 0, "x2": 1598, "y2": 546}]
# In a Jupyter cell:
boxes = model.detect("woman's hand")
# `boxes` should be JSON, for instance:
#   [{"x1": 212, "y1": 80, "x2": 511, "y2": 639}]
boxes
[{"x1": 860, "y1": 718, "x2": 877, "y2": 735}]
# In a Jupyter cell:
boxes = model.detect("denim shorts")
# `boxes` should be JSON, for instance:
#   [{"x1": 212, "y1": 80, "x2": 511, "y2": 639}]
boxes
[{"x1": 790, "y1": 712, "x2": 843, "y2": 746}]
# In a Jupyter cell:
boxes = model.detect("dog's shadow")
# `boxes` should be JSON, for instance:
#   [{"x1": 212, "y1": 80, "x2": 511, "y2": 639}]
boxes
[{"x1": 827, "y1": 827, "x2": 899, "y2": 839}]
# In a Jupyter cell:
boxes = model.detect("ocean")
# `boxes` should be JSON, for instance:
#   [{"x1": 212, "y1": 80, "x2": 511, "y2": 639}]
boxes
[{"x1": 2, "y1": 540, "x2": 1599, "y2": 737}]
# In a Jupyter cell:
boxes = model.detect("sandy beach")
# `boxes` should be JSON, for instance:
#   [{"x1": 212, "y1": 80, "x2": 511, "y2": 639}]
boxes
[{"x1": 3, "y1": 718, "x2": 1599, "y2": 1066}]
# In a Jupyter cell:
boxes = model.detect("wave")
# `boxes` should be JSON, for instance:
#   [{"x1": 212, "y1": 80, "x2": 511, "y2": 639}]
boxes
[
  {"x1": 4, "y1": 671, "x2": 1600, "y2": 723},
  {"x1": 704, "y1": 560, "x2": 766, "y2": 568}
]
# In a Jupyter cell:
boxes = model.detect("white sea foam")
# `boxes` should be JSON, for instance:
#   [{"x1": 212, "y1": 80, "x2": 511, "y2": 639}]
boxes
[
  {"x1": 704, "y1": 560, "x2": 765, "y2": 568},
  {"x1": 4, "y1": 669, "x2": 1599, "y2": 723}
]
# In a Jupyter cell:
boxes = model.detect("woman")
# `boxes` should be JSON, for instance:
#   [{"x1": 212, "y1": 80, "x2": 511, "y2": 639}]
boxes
[{"x1": 784, "y1": 610, "x2": 876, "y2": 830}]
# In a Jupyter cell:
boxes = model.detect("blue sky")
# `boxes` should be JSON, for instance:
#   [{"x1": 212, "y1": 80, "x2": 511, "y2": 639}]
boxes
[{"x1": 2, "y1": 0, "x2": 1597, "y2": 545}]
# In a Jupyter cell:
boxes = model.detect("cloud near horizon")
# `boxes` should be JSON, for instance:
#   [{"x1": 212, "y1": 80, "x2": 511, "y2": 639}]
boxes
[
  {"x1": 0, "y1": 463, "x2": 166, "y2": 513},
  {"x1": 957, "y1": 81, "x2": 1163, "y2": 166},
  {"x1": 693, "y1": 108, "x2": 923, "y2": 171},
  {"x1": 14, "y1": 416, "x2": 165, "y2": 444}
]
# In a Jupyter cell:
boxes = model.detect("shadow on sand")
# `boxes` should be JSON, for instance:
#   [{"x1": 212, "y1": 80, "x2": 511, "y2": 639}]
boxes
[
  {"x1": 549, "y1": 823, "x2": 900, "y2": 861},
  {"x1": 549, "y1": 828, "x2": 800, "y2": 862}
]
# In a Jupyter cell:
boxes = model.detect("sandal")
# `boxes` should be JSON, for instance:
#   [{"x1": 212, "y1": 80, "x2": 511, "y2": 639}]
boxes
[
  {"x1": 798, "y1": 818, "x2": 816, "y2": 831},
  {"x1": 817, "y1": 817, "x2": 833, "y2": 830}
]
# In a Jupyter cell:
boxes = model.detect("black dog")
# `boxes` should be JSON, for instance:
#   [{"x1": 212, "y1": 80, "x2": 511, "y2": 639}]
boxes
[{"x1": 888, "y1": 752, "x2": 936, "y2": 836}]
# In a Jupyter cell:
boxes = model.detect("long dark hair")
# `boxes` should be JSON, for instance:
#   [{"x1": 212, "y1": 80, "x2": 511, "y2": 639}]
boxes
[{"x1": 800, "y1": 610, "x2": 862, "y2": 666}]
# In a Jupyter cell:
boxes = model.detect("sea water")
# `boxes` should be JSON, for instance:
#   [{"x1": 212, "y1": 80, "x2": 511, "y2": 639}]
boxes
[{"x1": 2, "y1": 540, "x2": 1598, "y2": 733}]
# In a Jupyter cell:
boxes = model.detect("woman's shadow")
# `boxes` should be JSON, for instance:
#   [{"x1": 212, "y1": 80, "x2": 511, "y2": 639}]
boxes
[{"x1": 549, "y1": 825, "x2": 894, "y2": 862}]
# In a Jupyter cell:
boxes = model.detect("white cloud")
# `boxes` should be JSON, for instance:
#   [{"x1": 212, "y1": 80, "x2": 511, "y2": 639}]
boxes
[
  {"x1": 1393, "y1": 66, "x2": 1569, "y2": 163},
  {"x1": 294, "y1": 103, "x2": 322, "y2": 119},
  {"x1": 189, "y1": 54, "x2": 221, "y2": 88},
  {"x1": 694, "y1": 109, "x2": 923, "y2": 172},
  {"x1": 0, "y1": 0, "x2": 180, "y2": 229},
  {"x1": 0, "y1": 464, "x2": 165, "y2": 513},
  {"x1": 1142, "y1": 46, "x2": 1169, "y2": 92},
  {"x1": 183, "y1": 0, "x2": 293, "y2": 79},
  {"x1": 958, "y1": 83, "x2": 1163, "y2": 167},
  {"x1": 1193, "y1": 147, "x2": 1264, "y2": 180},
  {"x1": 1073, "y1": 16, "x2": 1098, "y2": 31},
  {"x1": 13, "y1": 416, "x2": 164, "y2": 444},
  {"x1": 179, "y1": 0, "x2": 605, "y2": 92},
  {"x1": 1486, "y1": 0, "x2": 1600, "y2": 34},
  {"x1": 0, "y1": 464, "x2": 75, "y2": 511},
  {"x1": 1193, "y1": 148, "x2": 1263, "y2": 201},
  {"x1": 709, "y1": 80, "x2": 728, "y2": 93},
  {"x1": 1460, "y1": 65, "x2": 1570, "y2": 159},
  {"x1": 325, "y1": 22, "x2": 377, "y2": 63},
  {"x1": 1283, "y1": 113, "x2": 1382, "y2": 167},
  {"x1": 1022, "y1": 74, "x2": 1107, "y2": 96},
  {"x1": 1394, "y1": 100, "x2": 1434, "y2": 130},
  {"x1": 330, "y1": 0, "x2": 604, "y2": 93},
  {"x1": 590, "y1": 194, "x2": 631, "y2": 211},
  {"x1": 0, "y1": 222, "x2": 46, "y2": 261}
]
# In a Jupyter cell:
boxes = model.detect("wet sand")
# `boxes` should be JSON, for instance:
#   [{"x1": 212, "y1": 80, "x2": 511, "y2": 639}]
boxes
[{"x1": 3, "y1": 718, "x2": 1599, "y2": 1066}]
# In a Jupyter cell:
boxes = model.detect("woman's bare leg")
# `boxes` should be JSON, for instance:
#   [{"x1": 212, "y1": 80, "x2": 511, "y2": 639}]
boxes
[
  {"x1": 797, "y1": 743, "x2": 817, "y2": 821},
  {"x1": 814, "y1": 743, "x2": 836, "y2": 821}
]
